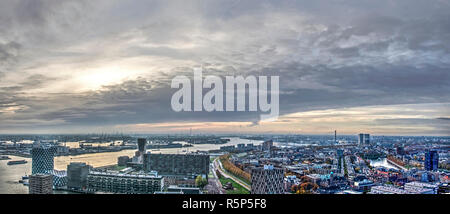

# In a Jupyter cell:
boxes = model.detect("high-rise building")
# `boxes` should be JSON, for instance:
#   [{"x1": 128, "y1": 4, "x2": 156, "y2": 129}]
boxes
[
  {"x1": 52, "y1": 170, "x2": 68, "y2": 187},
  {"x1": 67, "y1": 162, "x2": 91, "y2": 190},
  {"x1": 364, "y1": 134, "x2": 370, "y2": 144},
  {"x1": 137, "y1": 138, "x2": 147, "y2": 153},
  {"x1": 358, "y1": 134, "x2": 364, "y2": 145},
  {"x1": 31, "y1": 144, "x2": 56, "y2": 174},
  {"x1": 425, "y1": 150, "x2": 439, "y2": 171},
  {"x1": 334, "y1": 130, "x2": 337, "y2": 144},
  {"x1": 143, "y1": 153, "x2": 209, "y2": 176},
  {"x1": 132, "y1": 138, "x2": 147, "y2": 164},
  {"x1": 29, "y1": 174, "x2": 53, "y2": 194},
  {"x1": 251, "y1": 165, "x2": 284, "y2": 194},
  {"x1": 262, "y1": 140, "x2": 273, "y2": 151},
  {"x1": 396, "y1": 147, "x2": 405, "y2": 155},
  {"x1": 237, "y1": 143, "x2": 246, "y2": 151},
  {"x1": 358, "y1": 133, "x2": 370, "y2": 145}
]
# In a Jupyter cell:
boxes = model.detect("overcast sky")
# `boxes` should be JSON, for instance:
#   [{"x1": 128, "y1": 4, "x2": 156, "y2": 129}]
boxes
[{"x1": 0, "y1": 0, "x2": 449, "y2": 135}]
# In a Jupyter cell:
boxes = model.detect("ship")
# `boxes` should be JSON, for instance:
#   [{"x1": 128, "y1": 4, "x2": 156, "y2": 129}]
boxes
[
  {"x1": 7, "y1": 160, "x2": 28, "y2": 165},
  {"x1": 0, "y1": 155, "x2": 11, "y2": 160},
  {"x1": 19, "y1": 173, "x2": 30, "y2": 184}
]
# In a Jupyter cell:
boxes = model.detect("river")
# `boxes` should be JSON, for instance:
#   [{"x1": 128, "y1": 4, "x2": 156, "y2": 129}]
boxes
[
  {"x1": 0, "y1": 137, "x2": 262, "y2": 194},
  {"x1": 369, "y1": 158, "x2": 399, "y2": 170}
]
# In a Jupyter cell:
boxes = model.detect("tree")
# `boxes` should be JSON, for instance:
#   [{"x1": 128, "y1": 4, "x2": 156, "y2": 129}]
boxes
[
  {"x1": 219, "y1": 154, "x2": 251, "y2": 183},
  {"x1": 299, "y1": 182, "x2": 319, "y2": 193},
  {"x1": 291, "y1": 184, "x2": 298, "y2": 193},
  {"x1": 195, "y1": 175, "x2": 208, "y2": 188}
]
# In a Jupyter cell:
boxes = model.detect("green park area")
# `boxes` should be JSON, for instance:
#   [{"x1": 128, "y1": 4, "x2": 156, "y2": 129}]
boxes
[{"x1": 218, "y1": 177, "x2": 250, "y2": 194}]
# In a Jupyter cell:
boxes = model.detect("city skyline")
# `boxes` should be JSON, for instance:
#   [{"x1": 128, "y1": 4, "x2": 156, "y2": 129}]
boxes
[
  {"x1": 1, "y1": 103, "x2": 448, "y2": 136},
  {"x1": 1, "y1": 0, "x2": 449, "y2": 135}
]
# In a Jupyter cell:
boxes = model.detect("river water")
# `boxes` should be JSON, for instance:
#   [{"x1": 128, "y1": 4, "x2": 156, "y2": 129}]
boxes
[
  {"x1": 369, "y1": 158, "x2": 399, "y2": 170},
  {"x1": 0, "y1": 137, "x2": 262, "y2": 194}
]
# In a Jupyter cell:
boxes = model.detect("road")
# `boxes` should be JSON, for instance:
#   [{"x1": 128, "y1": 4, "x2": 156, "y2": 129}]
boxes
[
  {"x1": 207, "y1": 161, "x2": 225, "y2": 194},
  {"x1": 213, "y1": 157, "x2": 251, "y2": 191}
]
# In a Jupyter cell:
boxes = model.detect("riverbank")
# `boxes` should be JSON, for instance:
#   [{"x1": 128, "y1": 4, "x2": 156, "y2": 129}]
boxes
[
  {"x1": 369, "y1": 158, "x2": 404, "y2": 170},
  {"x1": 386, "y1": 158, "x2": 408, "y2": 171},
  {"x1": 0, "y1": 138, "x2": 262, "y2": 194}
]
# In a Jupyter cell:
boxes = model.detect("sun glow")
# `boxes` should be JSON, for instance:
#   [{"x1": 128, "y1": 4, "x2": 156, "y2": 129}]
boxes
[{"x1": 77, "y1": 66, "x2": 137, "y2": 91}]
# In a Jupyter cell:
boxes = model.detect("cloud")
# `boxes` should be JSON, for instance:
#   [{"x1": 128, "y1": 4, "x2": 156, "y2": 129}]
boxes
[
  {"x1": 0, "y1": 0, "x2": 449, "y2": 134},
  {"x1": 437, "y1": 117, "x2": 450, "y2": 121}
]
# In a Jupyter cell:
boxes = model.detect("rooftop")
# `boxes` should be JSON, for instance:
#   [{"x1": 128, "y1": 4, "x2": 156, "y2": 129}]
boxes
[{"x1": 89, "y1": 171, "x2": 162, "y2": 179}]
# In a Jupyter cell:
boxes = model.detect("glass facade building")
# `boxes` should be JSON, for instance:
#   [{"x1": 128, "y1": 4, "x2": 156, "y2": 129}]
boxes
[
  {"x1": 31, "y1": 145, "x2": 56, "y2": 174},
  {"x1": 251, "y1": 165, "x2": 284, "y2": 194},
  {"x1": 52, "y1": 170, "x2": 68, "y2": 187},
  {"x1": 425, "y1": 150, "x2": 439, "y2": 171}
]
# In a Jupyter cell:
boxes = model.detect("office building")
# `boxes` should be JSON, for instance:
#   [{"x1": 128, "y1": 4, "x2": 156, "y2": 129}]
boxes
[
  {"x1": 364, "y1": 134, "x2": 370, "y2": 144},
  {"x1": 425, "y1": 150, "x2": 439, "y2": 171},
  {"x1": 262, "y1": 140, "x2": 273, "y2": 151},
  {"x1": 137, "y1": 138, "x2": 147, "y2": 153},
  {"x1": 31, "y1": 144, "x2": 56, "y2": 174},
  {"x1": 31, "y1": 143, "x2": 66, "y2": 187},
  {"x1": 118, "y1": 156, "x2": 130, "y2": 166},
  {"x1": 396, "y1": 147, "x2": 405, "y2": 155},
  {"x1": 220, "y1": 145, "x2": 236, "y2": 152},
  {"x1": 67, "y1": 162, "x2": 90, "y2": 190},
  {"x1": 251, "y1": 165, "x2": 284, "y2": 194},
  {"x1": 143, "y1": 153, "x2": 209, "y2": 176},
  {"x1": 358, "y1": 133, "x2": 370, "y2": 145},
  {"x1": 87, "y1": 171, "x2": 164, "y2": 194},
  {"x1": 52, "y1": 170, "x2": 67, "y2": 187},
  {"x1": 29, "y1": 174, "x2": 53, "y2": 194},
  {"x1": 131, "y1": 138, "x2": 147, "y2": 164}
]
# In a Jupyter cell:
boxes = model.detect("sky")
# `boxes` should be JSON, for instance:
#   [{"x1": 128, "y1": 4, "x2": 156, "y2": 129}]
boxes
[{"x1": 0, "y1": 0, "x2": 449, "y2": 135}]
